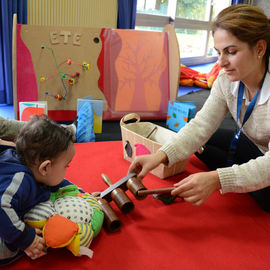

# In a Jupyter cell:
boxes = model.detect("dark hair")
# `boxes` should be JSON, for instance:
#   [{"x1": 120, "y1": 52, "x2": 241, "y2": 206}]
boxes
[
  {"x1": 16, "y1": 115, "x2": 73, "y2": 167},
  {"x1": 212, "y1": 4, "x2": 270, "y2": 69}
]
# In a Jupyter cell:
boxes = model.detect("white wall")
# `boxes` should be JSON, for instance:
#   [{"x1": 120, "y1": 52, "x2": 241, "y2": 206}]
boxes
[{"x1": 254, "y1": 0, "x2": 270, "y2": 17}]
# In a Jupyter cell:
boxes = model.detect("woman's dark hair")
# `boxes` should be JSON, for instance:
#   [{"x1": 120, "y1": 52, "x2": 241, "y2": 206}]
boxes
[
  {"x1": 16, "y1": 115, "x2": 73, "y2": 167},
  {"x1": 212, "y1": 4, "x2": 270, "y2": 69}
]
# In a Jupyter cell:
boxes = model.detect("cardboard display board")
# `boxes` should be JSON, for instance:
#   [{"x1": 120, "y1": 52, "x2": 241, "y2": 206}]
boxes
[
  {"x1": 101, "y1": 28, "x2": 169, "y2": 120},
  {"x1": 14, "y1": 21, "x2": 180, "y2": 121},
  {"x1": 163, "y1": 24, "x2": 181, "y2": 101},
  {"x1": 16, "y1": 24, "x2": 105, "y2": 121}
]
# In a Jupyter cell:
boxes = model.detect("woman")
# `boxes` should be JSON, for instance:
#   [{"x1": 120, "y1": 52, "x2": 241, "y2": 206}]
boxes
[{"x1": 129, "y1": 4, "x2": 270, "y2": 212}]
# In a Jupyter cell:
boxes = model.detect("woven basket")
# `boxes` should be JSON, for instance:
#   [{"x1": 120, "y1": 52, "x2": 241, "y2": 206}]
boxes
[{"x1": 120, "y1": 113, "x2": 187, "y2": 179}]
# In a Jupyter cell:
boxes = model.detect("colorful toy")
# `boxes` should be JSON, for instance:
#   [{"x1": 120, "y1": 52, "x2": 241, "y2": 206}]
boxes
[
  {"x1": 24, "y1": 185, "x2": 104, "y2": 258},
  {"x1": 40, "y1": 45, "x2": 90, "y2": 101},
  {"x1": 179, "y1": 61, "x2": 222, "y2": 89},
  {"x1": 23, "y1": 173, "x2": 179, "y2": 256}
]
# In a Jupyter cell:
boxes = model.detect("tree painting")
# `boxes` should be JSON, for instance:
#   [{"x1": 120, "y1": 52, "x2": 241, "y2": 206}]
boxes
[{"x1": 114, "y1": 30, "x2": 168, "y2": 112}]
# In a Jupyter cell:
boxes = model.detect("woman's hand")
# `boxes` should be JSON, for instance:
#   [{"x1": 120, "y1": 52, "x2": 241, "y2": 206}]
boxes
[
  {"x1": 128, "y1": 151, "x2": 168, "y2": 181},
  {"x1": 171, "y1": 171, "x2": 221, "y2": 206}
]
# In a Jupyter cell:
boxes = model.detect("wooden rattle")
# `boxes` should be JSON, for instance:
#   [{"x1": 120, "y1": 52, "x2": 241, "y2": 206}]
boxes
[
  {"x1": 100, "y1": 172, "x2": 147, "y2": 202},
  {"x1": 126, "y1": 176, "x2": 147, "y2": 200},
  {"x1": 101, "y1": 174, "x2": 134, "y2": 214},
  {"x1": 137, "y1": 187, "x2": 174, "y2": 197},
  {"x1": 98, "y1": 198, "x2": 122, "y2": 232},
  {"x1": 99, "y1": 173, "x2": 148, "y2": 232}
]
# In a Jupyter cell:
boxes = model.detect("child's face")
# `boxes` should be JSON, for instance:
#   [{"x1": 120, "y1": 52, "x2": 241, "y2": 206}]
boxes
[{"x1": 38, "y1": 142, "x2": 75, "y2": 186}]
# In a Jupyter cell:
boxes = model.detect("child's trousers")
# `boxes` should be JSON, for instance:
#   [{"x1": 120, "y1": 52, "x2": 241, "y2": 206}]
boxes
[{"x1": 0, "y1": 238, "x2": 22, "y2": 266}]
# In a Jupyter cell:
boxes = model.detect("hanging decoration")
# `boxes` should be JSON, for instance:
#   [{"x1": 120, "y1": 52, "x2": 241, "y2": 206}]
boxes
[{"x1": 40, "y1": 45, "x2": 90, "y2": 101}]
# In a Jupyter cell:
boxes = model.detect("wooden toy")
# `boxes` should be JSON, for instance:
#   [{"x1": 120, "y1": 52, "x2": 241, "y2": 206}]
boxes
[
  {"x1": 99, "y1": 174, "x2": 177, "y2": 232},
  {"x1": 137, "y1": 187, "x2": 174, "y2": 197},
  {"x1": 100, "y1": 172, "x2": 147, "y2": 202},
  {"x1": 101, "y1": 173, "x2": 134, "y2": 214},
  {"x1": 98, "y1": 198, "x2": 122, "y2": 233},
  {"x1": 99, "y1": 173, "x2": 147, "y2": 232}
]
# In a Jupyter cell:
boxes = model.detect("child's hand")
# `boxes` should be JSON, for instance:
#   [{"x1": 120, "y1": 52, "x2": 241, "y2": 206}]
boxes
[
  {"x1": 92, "y1": 192, "x2": 101, "y2": 199},
  {"x1": 24, "y1": 228, "x2": 47, "y2": 260}
]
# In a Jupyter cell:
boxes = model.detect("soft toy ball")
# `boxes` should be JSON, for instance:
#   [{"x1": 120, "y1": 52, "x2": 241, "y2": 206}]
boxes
[
  {"x1": 54, "y1": 196, "x2": 94, "y2": 223},
  {"x1": 24, "y1": 185, "x2": 104, "y2": 258}
]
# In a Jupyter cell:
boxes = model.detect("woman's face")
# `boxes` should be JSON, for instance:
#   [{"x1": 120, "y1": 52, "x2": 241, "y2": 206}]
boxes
[{"x1": 214, "y1": 28, "x2": 259, "y2": 82}]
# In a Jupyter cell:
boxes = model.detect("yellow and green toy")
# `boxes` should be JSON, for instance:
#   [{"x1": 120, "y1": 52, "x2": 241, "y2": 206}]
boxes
[{"x1": 24, "y1": 185, "x2": 104, "y2": 258}]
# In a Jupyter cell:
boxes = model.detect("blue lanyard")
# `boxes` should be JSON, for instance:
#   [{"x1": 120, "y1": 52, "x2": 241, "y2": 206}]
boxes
[{"x1": 228, "y1": 72, "x2": 266, "y2": 165}]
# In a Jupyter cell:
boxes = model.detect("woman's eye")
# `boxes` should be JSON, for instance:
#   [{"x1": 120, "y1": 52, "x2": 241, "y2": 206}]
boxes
[{"x1": 227, "y1": 51, "x2": 236, "y2": 55}]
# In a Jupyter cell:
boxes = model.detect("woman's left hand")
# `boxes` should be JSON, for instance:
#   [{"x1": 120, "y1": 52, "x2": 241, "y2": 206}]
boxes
[{"x1": 171, "y1": 171, "x2": 221, "y2": 206}]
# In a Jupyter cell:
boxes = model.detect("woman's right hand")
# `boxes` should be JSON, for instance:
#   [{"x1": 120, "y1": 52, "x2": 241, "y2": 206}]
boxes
[{"x1": 128, "y1": 151, "x2": 168, "y2": 181}]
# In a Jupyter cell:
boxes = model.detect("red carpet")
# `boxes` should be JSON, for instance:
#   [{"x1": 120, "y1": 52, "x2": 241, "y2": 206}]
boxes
[{"x1": 5, "y1": 141, "x2": 270, "y2": 270}]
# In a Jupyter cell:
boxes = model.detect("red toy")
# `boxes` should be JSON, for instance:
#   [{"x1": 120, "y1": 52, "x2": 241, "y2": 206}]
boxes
[{"x1": 179, "y1": 61, "x2": 222, "y2": 89}]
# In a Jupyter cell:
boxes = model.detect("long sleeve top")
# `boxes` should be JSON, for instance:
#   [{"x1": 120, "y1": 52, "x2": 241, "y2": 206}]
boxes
[
  {"x1": 0, "y1": 146, "x2": 72, "y2": 251},
  {"x1": 160, "y1": 69, "x2": 270, "y2": 194}
]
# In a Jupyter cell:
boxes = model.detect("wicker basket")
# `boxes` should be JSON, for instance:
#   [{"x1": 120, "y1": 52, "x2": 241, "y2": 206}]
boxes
[{"x1": 120, "y1": 113, "x2": 187, "y2": 179}]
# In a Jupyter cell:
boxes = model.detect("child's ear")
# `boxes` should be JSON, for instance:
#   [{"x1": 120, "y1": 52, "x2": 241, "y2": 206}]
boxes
[{"x1": 39, "y1": 160, "x2": 51, "y2": 176}]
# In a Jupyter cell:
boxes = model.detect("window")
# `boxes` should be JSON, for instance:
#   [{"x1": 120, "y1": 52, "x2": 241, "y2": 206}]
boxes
[{"x1": 136, "y1": 0, "x2": 231, "y2": 65}]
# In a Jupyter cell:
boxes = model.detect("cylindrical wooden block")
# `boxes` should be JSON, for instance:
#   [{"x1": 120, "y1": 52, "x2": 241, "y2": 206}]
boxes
[
  {"x1": 98, "y1": 199, "x2": 122, "y2": 233},
  {"x1": 127, "y1": 177, "x2": 147, "y2": 200},
  {"x1": 111, "y1": 188, "x2": 134, "y2": 214},
  {"x1": 137, "y1": 187, "x2": 174, "y2": 197}
]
